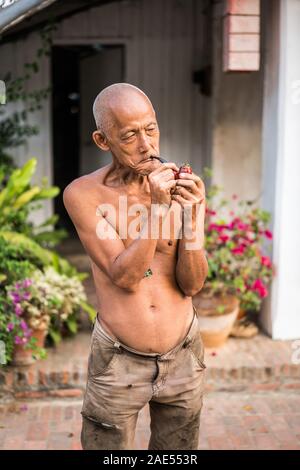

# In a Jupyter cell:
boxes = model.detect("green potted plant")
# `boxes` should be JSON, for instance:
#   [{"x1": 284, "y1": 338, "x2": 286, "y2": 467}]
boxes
[
  {"x1": 5, "y1": 278, "x2": 49, "y2": 366},
  {"x1": 193, "y1": 169, "x2": 275, "y2": 347},
  {"x1": 33, "y1": 267, "x2": 92, "y2": 346},
  {"x1": 4, "y1": 267, "x2": 94, "y2": 365}
]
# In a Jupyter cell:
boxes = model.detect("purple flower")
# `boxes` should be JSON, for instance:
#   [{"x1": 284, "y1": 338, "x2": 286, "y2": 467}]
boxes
[
  {"x1": 22, "y1": 279, "x2": 32, "y2": 288},
  {"x1": 11, "y1": 292, "x2": 21, "y2": 303},
  {"x1": 14, "y1": 336, "x2": 22, "y2": 345},
  {"x1": 20, "y1": 320, "x2": 28, "y2": 331},
  {"x1": 14, "y1": 303, "x2": 23, "y2": 316},
  {"x1": 23, "y1": 292, "x2": 31, "y2": 300},
  {"x1": 15, "y1": 336, "x2": 27, "y2": 345},
  {"x1": 24, "y1": 329, "x2": 32, "y2": 338},
  {"x1": 7, "y1": 322, "x2": 14, "y2": 332}
]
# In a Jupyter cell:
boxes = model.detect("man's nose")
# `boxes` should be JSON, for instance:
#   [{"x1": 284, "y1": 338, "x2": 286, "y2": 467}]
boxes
[{"x1": 138, "y1": 132, "x2": 151, "y2": 152}]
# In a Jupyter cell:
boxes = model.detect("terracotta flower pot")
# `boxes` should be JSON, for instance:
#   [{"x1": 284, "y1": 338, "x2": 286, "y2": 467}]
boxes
[
  {"x1": 237, "y1": 307, "x2": 247, "y2": 320},
  {"x1": 12, "y1": 329, "x2": 47, "y2": 366},
  {"x1": 192, "y1": 290, "x2": 240, "y2": 348}
]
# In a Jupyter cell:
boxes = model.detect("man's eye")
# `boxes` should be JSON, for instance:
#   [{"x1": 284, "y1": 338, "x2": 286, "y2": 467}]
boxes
[
  {"x1": 124, "y1": 133, "x2": 135, "y2": 140},
  {"x1": 146, "y1": 127, "x2": 156, "y2": 132}
]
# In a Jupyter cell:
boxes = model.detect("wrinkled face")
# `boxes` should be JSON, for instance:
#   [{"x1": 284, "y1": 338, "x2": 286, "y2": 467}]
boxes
[{"x1": 95, "y1": 93, "x2": 161, "y2": 175}]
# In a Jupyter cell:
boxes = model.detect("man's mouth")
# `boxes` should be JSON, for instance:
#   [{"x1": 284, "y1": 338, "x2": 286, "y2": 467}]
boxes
[
  {"x1": 148, "y1": 156, "x2": 167, "y2": 163},
  {"x1": 140, "y1": 156, "x2": 158, "y2": 163}
]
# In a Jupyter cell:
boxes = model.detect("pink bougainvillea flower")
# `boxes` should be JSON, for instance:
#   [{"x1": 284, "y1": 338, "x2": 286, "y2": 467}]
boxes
[
  {"x1": 219, "y1": 235, "x2": 229, "y2": 243},
  {"x1": 237, "y1": 222, "x2": 250, "y2": 231},
  {"x1": 227, "y1": 217, "x2": 242, "y2": 230},
  {"x1": 208, "y1": 223, "x2": 225, "y2": 233},
  {"x1": 261, "y1": 255, "x2": 272, "y2": 268},
  {"x1": 206, "y1": 208, "x2": 217, "y2": 216},
  {"x1": 251, "y1": 279, "x2": 268, "y2": 298},
  {"x1": 231, "y1": 245, "x2": 246, "y2": 255},
  {"x1": 232, "y1": 194, "x2": 238, "y2": 200},
  {"x1": 252, "y1": 279, "x2": 264, "y2": 289},
  {"x1": 264, "y1": 229, "x2": 273, "y2": 240}
]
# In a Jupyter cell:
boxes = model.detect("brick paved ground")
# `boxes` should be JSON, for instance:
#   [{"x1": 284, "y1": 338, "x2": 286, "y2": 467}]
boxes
[
  {"x1": 0, "y1": 391, "x2": 300, "y2": 450},
  {"x1": 1, "y1": 330, "x2": 299, "y2": 399}
]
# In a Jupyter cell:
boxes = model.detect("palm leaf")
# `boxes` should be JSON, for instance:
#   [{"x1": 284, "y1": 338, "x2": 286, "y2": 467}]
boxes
[
  {"x1": 80, "y1": 300, "x2": 96, "y2": 323},
  {"x1": 33, "y1": 187, "x2": 60, "y2": 200},
  {"x1": 13, "y1": 186, "x2": 40, "y2": 209}
]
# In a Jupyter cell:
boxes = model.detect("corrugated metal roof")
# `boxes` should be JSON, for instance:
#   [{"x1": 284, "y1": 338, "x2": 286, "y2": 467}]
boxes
[
  {"x1": 0, "y1": 0, "x2": 57, "y2": 34},
  {"x1": 0, "y1": 0, "x2": 118, "y2": 42}
]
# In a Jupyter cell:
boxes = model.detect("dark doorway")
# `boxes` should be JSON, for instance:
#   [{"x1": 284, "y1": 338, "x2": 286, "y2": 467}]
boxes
[{"x1": 51, "y1": 44, "x2": 124, "y2": 233}]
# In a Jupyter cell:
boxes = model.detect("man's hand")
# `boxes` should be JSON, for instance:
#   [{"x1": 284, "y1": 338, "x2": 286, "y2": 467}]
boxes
[
  {"x1": 148, "y1": 162, "x2": 179, "y2": 206},
  {"x1": 171, "y1": 171, "x2": 205, "y2": 208}
]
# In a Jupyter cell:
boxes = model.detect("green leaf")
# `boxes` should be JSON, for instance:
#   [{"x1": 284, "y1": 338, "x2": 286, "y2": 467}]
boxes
[
  {"x1": 76, "y1": 272, "x2": 89, "y2": 281},
  {"x1": 48, "y1": 329, "x2": 61, "y2": 345},
  {"x1": 66, "y1": 316, "x2": 78, "y2": 334},
  {"x1": 80, "y1": 300, "x2": 97, "y2": 323},
  {"x1": 0, "y1": 231, "x2": 52, "y2": 266},
  {"x1": 216, "y1": 304, "x2": 226, "y2": 314},
  {"x1": 37, "y1": 214, "x2": 59, "y2": 228},
  {"x1": 33, "y1": 229, "x2": 67, "y2": 246},
  {"x1": 33, "y1": 187, "x2": 60, "y2": 200},
  {"x1": 13, "y1": 186, "x2": 40, "y2": 209}
]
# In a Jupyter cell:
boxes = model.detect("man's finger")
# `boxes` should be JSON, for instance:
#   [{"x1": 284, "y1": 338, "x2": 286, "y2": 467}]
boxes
[
  {"x1": 178, "y1": 172, "x2": 202, "y2": 183},
  {"x1": 175, "y1": 179, "x2": 197, "y2": 189},
  {"x1": 150, "y1": 162, "x2": 179, "y2": 176},
  {"x1": 157, "y1": 170, "x2": 176, "y2": 181},
  {"x1": 162, "y1": 180, "x2": 177, "y2": 190},
  {"x1": 173, "y1": 187, "x2": 197, "y2": 201}
]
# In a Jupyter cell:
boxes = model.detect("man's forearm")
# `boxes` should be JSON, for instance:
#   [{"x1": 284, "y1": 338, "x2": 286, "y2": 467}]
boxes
[
  {"x1": 175, "y1": 203, "x2": 208, "y2": 296},
  {"x1": 176, "y1": 245, "x2": 208, "y2": 297},
  {"x1": 111, "y1": 205, "x2": 167, "y2": 290}
]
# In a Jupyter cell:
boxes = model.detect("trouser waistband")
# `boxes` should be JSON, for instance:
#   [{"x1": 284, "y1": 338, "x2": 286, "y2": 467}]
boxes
[{"x1": 93, "y1": 306, "x2": 199, "y2": 361}]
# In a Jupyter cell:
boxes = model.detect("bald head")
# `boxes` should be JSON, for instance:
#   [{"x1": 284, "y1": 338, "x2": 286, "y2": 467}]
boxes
[{"x1": 93, "y1": 83, "x2": 154, "y2": 136}]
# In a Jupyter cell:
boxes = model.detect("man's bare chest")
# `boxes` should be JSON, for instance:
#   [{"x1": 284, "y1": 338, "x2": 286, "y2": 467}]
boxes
[{"x1": 97, "y1": 189, "x2": 183, "y2": 253}]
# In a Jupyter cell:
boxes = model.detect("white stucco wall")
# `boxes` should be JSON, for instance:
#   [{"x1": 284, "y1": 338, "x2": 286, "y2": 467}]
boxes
[
  {"x1": 261, "y1": 0, "x2": 300, "y2": 339},
  {"x1": 210, "y1": 1, "x2": 264, "y2": 204}
]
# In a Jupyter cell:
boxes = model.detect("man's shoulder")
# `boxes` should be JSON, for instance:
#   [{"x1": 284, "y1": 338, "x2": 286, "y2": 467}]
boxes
[{"x1": 63, "y1": 166, "x2": 110, "y2": 204}]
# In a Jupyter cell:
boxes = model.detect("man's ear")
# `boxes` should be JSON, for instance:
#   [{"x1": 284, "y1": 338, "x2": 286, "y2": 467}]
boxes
[{"x1": 92, "y1": 130, "x2": 110, "y2": 151}]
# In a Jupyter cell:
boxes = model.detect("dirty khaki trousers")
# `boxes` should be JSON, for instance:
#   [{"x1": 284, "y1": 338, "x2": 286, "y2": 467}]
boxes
[{"x1": 81, "y1": 307, "x2": 206, "y2": 450}]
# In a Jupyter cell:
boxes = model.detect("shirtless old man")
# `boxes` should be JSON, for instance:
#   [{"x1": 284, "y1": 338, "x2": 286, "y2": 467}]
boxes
[{"x1": 63, "y1": 83, "x2": 208, "y2": 450}]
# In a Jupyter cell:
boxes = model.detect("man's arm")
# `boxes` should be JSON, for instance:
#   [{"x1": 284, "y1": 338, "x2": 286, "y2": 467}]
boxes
[
  {"x1": 63, "y1": 163, "x2": 177, "y2": 292},
  {"x1": 63, "y1": 182, "x2": 157, "y2": 292},
  {"x1": 175, "y1": 202, "x2": 208, "y2": 297},
  {"x1": 172, "y1": 172, "x2": 208, "y2": 297}
]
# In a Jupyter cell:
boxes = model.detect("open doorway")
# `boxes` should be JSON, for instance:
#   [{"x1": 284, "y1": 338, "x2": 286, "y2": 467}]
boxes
[{"x1": 51, "y1": 44, "x2": 125, "y2": 232}]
